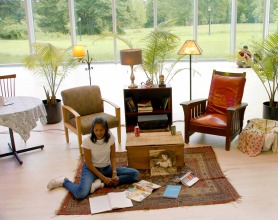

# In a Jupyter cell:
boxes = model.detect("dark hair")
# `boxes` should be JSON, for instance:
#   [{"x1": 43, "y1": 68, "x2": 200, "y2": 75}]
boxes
[
  {"x1": 243, "y1": 45, "x2": 248, "y2": 49},
  {"x1": 158, "y1": 151, "x2": 171, "y2": 159},
  {"x1": 90, "y1": 116, "x2": 111, "y2": 143}
]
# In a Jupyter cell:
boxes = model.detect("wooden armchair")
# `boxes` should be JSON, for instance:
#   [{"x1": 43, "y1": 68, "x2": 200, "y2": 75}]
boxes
[
  {"x1": 180, "y1": 70, "x2": 248, "y2": 151},
  {"x1": 61, "y1": 86, "x2": 121, "y2": 155}
]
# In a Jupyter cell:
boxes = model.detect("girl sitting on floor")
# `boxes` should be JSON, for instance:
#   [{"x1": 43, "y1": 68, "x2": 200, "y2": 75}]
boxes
[{"x1": 47, "y1": 116, "x2": 139, "y2": 200}]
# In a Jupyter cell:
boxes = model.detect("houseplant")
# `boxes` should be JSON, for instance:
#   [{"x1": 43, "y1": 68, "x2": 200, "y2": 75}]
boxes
[
  {"x1": 140, "y1": 20, "x2": 186, "y2": 84},
  {"x1": 24, "y1": 42, "x2": 78, "y2": 123},
  {"x1": 99, "y1": 21, "x2": 187, "y2": 84},
  {"x1": 246, "y1": 33, "x2": 278, "y2": 120}
]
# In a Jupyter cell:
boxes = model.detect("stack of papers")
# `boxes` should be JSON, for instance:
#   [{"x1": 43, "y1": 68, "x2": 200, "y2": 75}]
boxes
[{"x1": 138, "y1": 100, "x2": 153, "y2": 112}]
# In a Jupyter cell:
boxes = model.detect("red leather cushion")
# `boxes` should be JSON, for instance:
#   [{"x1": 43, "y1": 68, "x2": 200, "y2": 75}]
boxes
[
  {"x1": 206, "y1": 74, "x2": 246, "y2": 115},
  {"x1": 190, "y1": 113, "x2": 227, "y2": 128}
]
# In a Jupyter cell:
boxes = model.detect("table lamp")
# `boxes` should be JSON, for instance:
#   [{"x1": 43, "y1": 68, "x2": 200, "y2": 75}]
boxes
[
  {"x1": 177, "y1": 40, "x2": 202, "y2": 100},
  {"x1": 73, "y1": 45, "x2": 93, "y2": 85},
  {"x1": 120, "y1": 49, "x2": 142, "y2": 88}
]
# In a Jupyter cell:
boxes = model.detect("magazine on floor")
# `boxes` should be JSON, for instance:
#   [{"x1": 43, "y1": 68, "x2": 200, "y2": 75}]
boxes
[
  {"x1": 172, "y1": 171, "x2": 199, "y2": 187},
  {"x1": 163, "y1": 185, "x2": 181, "y2": 198},
  {"x1": 125, "y1": 180, "x2": 161, "y2": 202}
]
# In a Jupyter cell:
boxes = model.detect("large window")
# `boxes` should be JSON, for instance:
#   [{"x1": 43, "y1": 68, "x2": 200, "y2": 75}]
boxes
[
  {"x1": 74, "y1": 0, "x2": 114, "y2": 61},
  {"x1": 157, "y1": 0, "x2": 194, "y2": 58},
  {"x1": 198, "y1": 0, "x2": 231, "y2": 59},
  {"x1": 32, "y1": 0, "x2": 71, "y2": 48},
  {"x1": 236, "y1": 0, "x2": 264, "y2": 52},
  {"x1": 269, "y1": 0, "x2": 278, "y2": 33},
  {"x1": 0, "y1": 0, "x2": 29, "y2": 64},
  {"x1": 0, "y1": 0, "x2": 276, "y2": 64},
  {"x1": 116, "y1": 0, "x2": 150, "y2": 54}
]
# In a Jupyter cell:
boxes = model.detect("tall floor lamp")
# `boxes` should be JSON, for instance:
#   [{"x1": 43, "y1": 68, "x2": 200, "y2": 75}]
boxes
[
  {"x1": 73, "y1": 45, "x2": 93, "y2": 85},
  {"x1": 177, "y1": 40, "x2": 202, "y2": 100},
  {"x1": 120, "y1": 49, "x2": 142, "y2": 88}
]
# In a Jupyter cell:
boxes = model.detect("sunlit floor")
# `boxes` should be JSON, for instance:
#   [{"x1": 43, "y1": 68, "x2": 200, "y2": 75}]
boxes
[{"x1": 1, "y1": 61, "x2": 278, "y2": 220}]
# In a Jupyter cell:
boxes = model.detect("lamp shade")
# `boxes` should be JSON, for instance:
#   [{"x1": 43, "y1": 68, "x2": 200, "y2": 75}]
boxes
[
  {"x1": 177, "y1": 40, "x2": 203, "y2": 55},
  {"x1": 120, "y1": 49, "x2": 142, "y2": 65},
  {"x1": 73, "y1": 45, "x2": 86, "y2": 58}
]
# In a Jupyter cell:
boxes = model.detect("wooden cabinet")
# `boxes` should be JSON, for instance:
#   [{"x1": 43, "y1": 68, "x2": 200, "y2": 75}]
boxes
[{"x1": 123, "y1": 85, "x2": 172, "y2": 132}]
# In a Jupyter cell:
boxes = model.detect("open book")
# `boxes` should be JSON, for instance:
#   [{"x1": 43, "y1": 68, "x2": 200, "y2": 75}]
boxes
[
  {"x1": 125, "y1": 180, "x2": 161, "y2": 202},
  {"x1": 89, "y1": 192, "x2": 133, "y2": 214},
  {"x1": 172, "y1": 172, "x2": 199, "y2": 187}
]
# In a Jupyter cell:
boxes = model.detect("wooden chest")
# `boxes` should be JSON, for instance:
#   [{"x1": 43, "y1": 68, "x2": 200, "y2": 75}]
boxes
[{"x1": 126, "y1": 131, "x2": 184, "y2": 169}]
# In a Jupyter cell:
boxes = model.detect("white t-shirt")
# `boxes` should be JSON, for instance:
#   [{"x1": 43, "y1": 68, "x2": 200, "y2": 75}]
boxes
[{"x1": 82, "y1": 133, "x2": 115, "y2": 168}]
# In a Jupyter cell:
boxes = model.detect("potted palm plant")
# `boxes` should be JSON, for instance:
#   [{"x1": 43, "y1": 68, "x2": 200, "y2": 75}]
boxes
[
  {"x1": 98, "y1": 21, "x2": 186, "y2": 84},
  {"x1": 247, "y1": 33, "x2": 278, "y2": 120},
  {"x1": 141, "y1": 20, "x2": 186, "y2": 84},
  {"x1": 24, "y1": 42, "x2": 78, "y2": 124}
]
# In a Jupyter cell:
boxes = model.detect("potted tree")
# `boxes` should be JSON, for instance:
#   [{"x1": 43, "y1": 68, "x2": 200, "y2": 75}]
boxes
[
  {"x1": 247, "y1": 33, "x2": 278, "y2": 120},
  {"x1": 24, "y1": 42, "x2": 78, "y2": 124},
  {"x1": 140, "y1": 20, "x2": 186, "y2": 84},
  {"x1": 99, "y1": 21, "x2": 187, "y2": 84}
]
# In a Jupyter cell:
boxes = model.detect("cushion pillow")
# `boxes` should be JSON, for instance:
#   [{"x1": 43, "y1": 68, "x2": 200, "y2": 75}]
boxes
[{"x1": 206, "y1": 74, "x2": 246, "y2": 115}]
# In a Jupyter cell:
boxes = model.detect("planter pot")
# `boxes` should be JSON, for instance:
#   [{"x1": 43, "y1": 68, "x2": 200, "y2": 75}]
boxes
[
  {"x1": 43, "y1": 99, "x2": 62, "y2": 124},
  {"x1": 263, "y1": 101, "x2": 278, "y2": 120}
]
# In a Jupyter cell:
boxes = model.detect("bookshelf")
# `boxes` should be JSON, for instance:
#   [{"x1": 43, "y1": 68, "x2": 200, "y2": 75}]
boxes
[{"x1": 123, "y1": 84, "x2": 172, "y2": 132}]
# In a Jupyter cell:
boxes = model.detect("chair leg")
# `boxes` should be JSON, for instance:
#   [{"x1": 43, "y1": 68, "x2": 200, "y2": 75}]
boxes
[
  {"x1": 225, "y1": 138, "x2": 231, "y2": 151},
  {"x1": 184, "y1": 123, "x2": 190, "y2": 144},
  {"x1": 185, "y1": 133, "x2": 190, "y2": 144},
  {"x1": 117, "y1": 125, "x2": 121, "y2": 144},
  {"x1": 77, "y1": 133, "x2": 83, "y2": 155},
  {"x1": 64, "y1": 127, "x2": 69, "y2": 143}
]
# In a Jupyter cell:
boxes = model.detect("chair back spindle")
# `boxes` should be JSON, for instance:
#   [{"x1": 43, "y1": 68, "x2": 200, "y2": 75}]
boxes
[{"x1": 0, "y1": 74, "x2": 16, "y2": 97}]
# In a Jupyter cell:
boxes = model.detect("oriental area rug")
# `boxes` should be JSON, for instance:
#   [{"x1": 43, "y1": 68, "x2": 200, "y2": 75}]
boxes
[{"x1": 56, "y1": 146, "x2": 240, "y2": 215}]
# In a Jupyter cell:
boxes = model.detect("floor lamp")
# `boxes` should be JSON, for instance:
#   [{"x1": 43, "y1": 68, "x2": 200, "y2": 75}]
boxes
[
  {"x1": 120, "y1": 49, "x2": 142, "y2": 88},
  {"x1": 73, "y1": 45, "x2": 93, "y2": 85},
  {"x1": 177, "y1": 40, "x2": 202, "y2": 100}
]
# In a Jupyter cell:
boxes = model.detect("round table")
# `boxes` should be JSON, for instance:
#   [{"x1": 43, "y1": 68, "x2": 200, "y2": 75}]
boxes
[{"x1": 0, "y1": 96, "x2": 47, "y2": 164}]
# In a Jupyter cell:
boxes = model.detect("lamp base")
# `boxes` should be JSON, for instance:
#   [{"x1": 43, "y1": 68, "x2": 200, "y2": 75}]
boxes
[{"x1": 128, "y1": 83, "x2": 138, "y2": 88}]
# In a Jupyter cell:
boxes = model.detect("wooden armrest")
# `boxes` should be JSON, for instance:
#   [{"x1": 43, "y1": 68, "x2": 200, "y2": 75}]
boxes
[
  {"x1": 103, "y1": 98, "x2": 120, "y2": 109},
  {"x1": 180, "y1": 98, "x2": 207, "y2": 106},
  {"x1": 62, "y1": 105, "x2": 81, "y2": 118},
  {"x1": 227, "y1": 103, "x2": 248, "y2": 112},
  {"x1": 180, "y1": 98, "x2": 207, "y2": 121},
  {"x1": 102, "y1": 98, "x2": 121, "y2": 122}
]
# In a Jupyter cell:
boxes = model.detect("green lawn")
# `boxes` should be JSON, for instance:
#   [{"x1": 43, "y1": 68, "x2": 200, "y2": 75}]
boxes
[{"x1": 0, "y1": 23, "x2": 277, "y2": 64}]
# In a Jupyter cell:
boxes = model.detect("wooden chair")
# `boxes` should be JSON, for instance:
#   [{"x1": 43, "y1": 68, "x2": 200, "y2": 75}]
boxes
[
  {"x1": 180, "y1": 69, "x2": 248, "y2": 151},
  {"x1": 0, "y1": 74, "x2": 16, "y2": 97},
  {"x1": 61, "y1": 85, "x2": 121, "y2": 155}
]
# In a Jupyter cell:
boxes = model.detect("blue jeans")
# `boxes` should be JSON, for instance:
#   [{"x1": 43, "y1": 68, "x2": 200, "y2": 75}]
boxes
[{"x1": 63, "y1": 163, "x2": 139, "y2": 200}]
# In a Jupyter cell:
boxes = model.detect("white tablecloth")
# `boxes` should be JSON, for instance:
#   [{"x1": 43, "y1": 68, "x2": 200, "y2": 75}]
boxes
[{"x1": 0, "y1": 96, "x2": 47, "y2": 142}]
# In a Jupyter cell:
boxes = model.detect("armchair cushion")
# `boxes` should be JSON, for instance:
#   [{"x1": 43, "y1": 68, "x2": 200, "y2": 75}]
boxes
[
  {"x1": 206, "y1": 74, "x2": 246, "y2": 115},
  {"x1": 190, "y1": 113, "x2": 227, "y2": 129},
  {"x1": 61, "y1": 86, "x2": 104, "y2": 119},
  {"x1": 69, "y1": 112, "x2": 120, "y2": 135}
]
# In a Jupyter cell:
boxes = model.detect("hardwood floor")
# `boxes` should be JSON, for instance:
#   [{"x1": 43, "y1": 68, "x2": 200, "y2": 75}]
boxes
[{"x1": 1, "y1": 61, "x2": 278, "y2": 220}]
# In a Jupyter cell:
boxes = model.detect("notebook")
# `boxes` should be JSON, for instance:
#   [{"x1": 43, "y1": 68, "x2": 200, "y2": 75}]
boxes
[{"x1": 163, "y1": 185, "x2": 181, "y2": 198}]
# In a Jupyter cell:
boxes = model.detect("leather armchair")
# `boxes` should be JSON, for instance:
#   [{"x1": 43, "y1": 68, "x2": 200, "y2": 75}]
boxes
[
  {"x1": 61, "y1": 85, "x2": 121, "y2": 155},
  {"x1": 180, "y1": 70, "x2": 248, "y2": 151}
]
